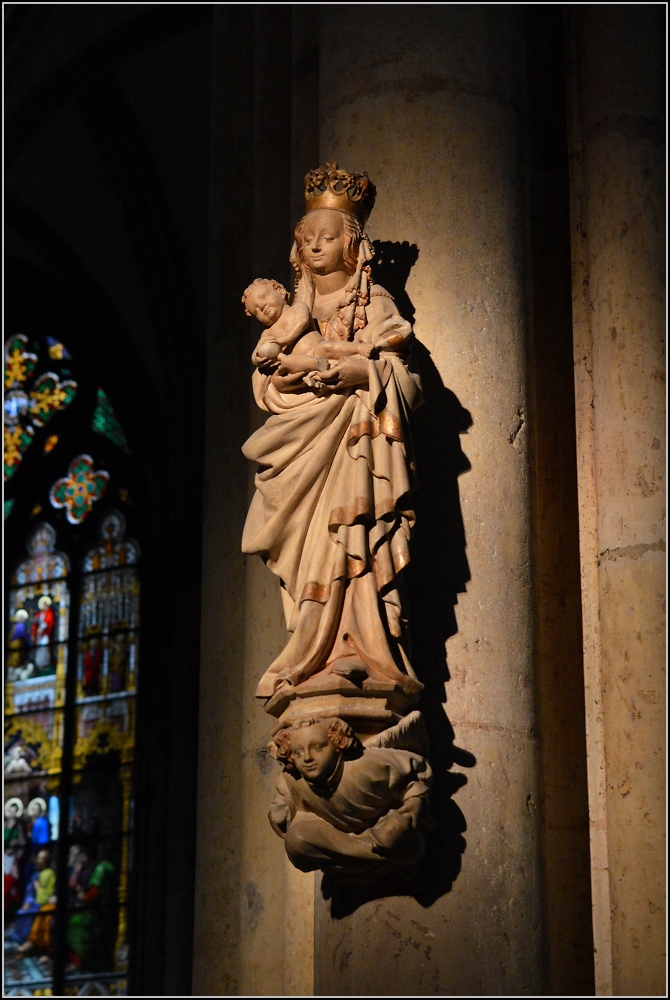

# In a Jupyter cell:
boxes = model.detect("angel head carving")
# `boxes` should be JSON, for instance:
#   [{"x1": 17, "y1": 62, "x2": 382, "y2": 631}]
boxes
[{"x1": 268, "y1": 717, "x2": 360, "y2": 785}]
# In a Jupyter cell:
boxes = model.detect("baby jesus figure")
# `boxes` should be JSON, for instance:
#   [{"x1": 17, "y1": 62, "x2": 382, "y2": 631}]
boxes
[
  {"x1": 242, "y1": 277, "x2": 373, "y2": 386},
  {"x1": 267, "y1": 716, "x2": 432, "y2": 876}
]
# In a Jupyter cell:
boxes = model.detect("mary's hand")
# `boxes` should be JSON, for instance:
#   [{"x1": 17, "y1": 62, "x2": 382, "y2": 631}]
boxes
[
  {"x1": 319, "y1": 357, "x2": 369, "y2": 390},
  {"x1": 270, "y1": 371, "x2": 305, "y2": 393}
]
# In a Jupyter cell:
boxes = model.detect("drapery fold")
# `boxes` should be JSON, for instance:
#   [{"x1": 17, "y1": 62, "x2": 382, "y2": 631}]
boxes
[{"x1": 242, "y1": 274, "x2": 423, "y2": 699}]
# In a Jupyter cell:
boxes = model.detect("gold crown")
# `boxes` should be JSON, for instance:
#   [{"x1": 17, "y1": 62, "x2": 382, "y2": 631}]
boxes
[{"x1": 304, "y1": 162, "x2": 376, "y2": 225}]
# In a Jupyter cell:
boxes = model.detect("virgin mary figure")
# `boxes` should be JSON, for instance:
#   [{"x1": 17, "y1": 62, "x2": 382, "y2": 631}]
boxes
[{"x1": 242, "y1": 164, "x2": 423, "y2": 715}]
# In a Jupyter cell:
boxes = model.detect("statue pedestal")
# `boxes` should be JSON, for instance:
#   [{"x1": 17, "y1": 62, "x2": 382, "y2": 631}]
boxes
[{"x1": 264, "y1": 673, "x2": 421, "y2": 739}]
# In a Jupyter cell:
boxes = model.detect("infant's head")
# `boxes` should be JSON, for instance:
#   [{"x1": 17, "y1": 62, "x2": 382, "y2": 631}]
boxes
[
  {"x1": 268, "y1": 716, "x2": 358, "y2": 785},
  {"x1": 242, "y1": 278, "x2": 289, "y2": 326}
]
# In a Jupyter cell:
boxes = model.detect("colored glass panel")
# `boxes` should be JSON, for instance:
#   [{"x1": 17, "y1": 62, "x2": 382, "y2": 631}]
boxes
[
  {"x1": 4, "y1": 326, "x2": 136, "y2": 997},
  {"x1": 5, "y1": 388, "x2": 31, "y2": 422},
  {"x1": 29, "y1": 372, "x2": 77, "y2": 428},
  {"x1": 49, "y1": 456, "x2": 110, "y2": 525},
  {"x1": 46, "y1": 337, "x2": 71, "y2": 362},
  {"x1": 4, "y1": 524, "x2": 70, "y2": 996},
  {"x1": 7, "y1": 524, "x2": 70, "y2": 698},
  {"x1": 4, "y1": 710, "x2": 65, "y2": 782},
  {"x1": 63, "y1": 511, "x2": 139, "y2": 993},
  {"x1": 5, "y1": 423, "x2": 34, "y2": 480},
  {"x1": 4, "y1": 335, "x2": 77, "y2": 481},
  {"x1": 4, "y1": 526, "x2": 69, "y2": 994},
  {"x1": 14, "y1": 522, "x2": 70, "y2": 584},
  {"x1": 4, "y1": 525, "x2": 70, "y2": 775},
  {"x1": 91, "y1": 389, "x2": 130, "y2": 456},
  {"x1": 5, "y1": 334, "x2": 37, "y2": 389},
  {"x1": 3, "y1": 739, "x2": 65, "y2": 997}
]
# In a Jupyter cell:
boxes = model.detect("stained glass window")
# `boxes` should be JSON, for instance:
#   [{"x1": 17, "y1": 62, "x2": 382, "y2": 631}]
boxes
[
  {"x1": 4, "y1": 333, "x2": 132, "y2": 536},
  {"x1": 91, "y1": 390, "x2": 131, "y2": 456},
  {"x1": 4, "y1": 334, "x2": 138, "y2": 998},
  {"x1": 66, "y1": 510, "x2": 140, "y2": 995},
  {"x1": 4, "y1": 524, "x2": 69, "y2": 995}
]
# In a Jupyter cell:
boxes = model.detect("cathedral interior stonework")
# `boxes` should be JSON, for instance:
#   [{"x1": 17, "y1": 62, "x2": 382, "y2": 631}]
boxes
[{"x1": 5, "y1": 5, "x2": 664, "y2": 997}]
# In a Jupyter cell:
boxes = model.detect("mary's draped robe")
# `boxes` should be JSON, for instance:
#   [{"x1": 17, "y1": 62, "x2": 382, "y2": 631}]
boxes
[{"x1": 242, "y1": 285, "x2": 423, "y2": 700}]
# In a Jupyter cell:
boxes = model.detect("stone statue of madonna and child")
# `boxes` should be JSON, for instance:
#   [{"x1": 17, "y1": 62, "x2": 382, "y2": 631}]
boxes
[{"x1": 241, "y1": 163, "x2": 433, "y2": 878}]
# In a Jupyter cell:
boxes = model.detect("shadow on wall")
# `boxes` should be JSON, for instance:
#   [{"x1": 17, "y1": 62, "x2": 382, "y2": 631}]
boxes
[{"x1": 322, "y1": 241, "x2": 476, "y2": 918}]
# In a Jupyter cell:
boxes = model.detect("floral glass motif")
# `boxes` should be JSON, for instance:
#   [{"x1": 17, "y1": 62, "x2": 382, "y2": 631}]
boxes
[
  {"x1": 49, "y1": 455, "x2": 110, "y2": 525},
  {"x1": 29, "y1": 373, "x2": 77, "y2": 427},
  {"x1": 4, "y1": 335, "x2": 77, "y2": 481},
  {"x1": 5, "y1": 334, "x2": 37, "y2": 388},
  {"x1": 5, "y1": 525, "x2": 69, "y2": 995},
  {"x1": 5, "y1": 423, "x2": 34, "y2": 482},
  {"x1": 91, "y1": 388, "x2": 130, "y2": 456}
]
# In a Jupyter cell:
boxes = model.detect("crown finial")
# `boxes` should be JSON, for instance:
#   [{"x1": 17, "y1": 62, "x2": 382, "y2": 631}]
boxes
[{"x1": 303, "y1": 162, "x2": 376, "y2": 225}]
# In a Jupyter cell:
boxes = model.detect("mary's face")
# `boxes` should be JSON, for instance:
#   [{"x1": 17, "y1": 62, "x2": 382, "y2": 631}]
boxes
[{"x1": 301, "y1": 210, "x2": 346, "y2": 275}]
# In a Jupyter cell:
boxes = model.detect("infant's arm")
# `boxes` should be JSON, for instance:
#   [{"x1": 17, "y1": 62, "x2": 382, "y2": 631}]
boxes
[
  {"x1": 313, "y1": 339, "x2": 373, "y2": 360},
  {"x1": 274, "y1": 329, "x2": 328, "y2": 374},
  {"x1": 254, "y1": 302, "x2": 312, "y2": 366},
  {"x1": 268, "y1": 301, "x2": 311, "y2": 348},
  {"x1": 276, "y1": 352, "x2": 328, "y2": 375}
]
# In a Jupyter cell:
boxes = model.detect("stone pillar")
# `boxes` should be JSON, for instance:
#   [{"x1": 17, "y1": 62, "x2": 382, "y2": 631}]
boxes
[
  {"x1": 193, "y1": 8, "x2": 255, "y2": 993},
  {"x1": 316, "y1": 7, "x2": 544, "y2": 994},
  {"x1": 567, "y1": 7, "x2": 665, "y2": 996},
  {"x1": 194, "y1": 7, "x2": 304, "y2": 995},
  {"x1": 524, "y1": 10, "x2": 594, "y2": 993}
]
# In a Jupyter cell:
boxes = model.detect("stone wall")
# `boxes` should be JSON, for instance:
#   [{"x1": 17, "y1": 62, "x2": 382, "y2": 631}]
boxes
[
  {"x1": 567, "y1": 7, "x2": 666, "y2": 995},
  {"x1": 193, "y1": 6, "x2": 664, "y2": 996}
]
